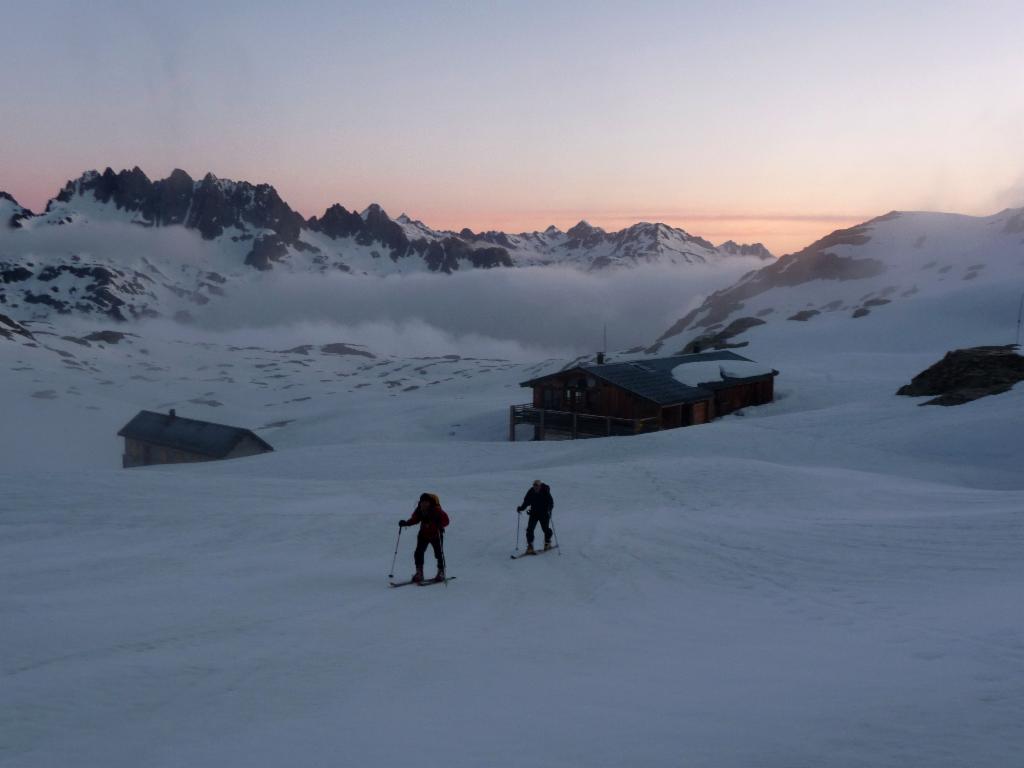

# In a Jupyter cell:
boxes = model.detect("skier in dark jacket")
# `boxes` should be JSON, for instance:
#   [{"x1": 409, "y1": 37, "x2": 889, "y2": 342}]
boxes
[
  {"x1": 399, "y1": 492, "x2": 450, "y2": 582},
  {"x1": 517, "y1": 480, "x2": 554, "y2": 554}
]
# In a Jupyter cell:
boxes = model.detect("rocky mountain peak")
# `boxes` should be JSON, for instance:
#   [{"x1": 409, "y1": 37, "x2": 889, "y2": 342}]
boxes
[
  {"x1": 309, "y1": 201, "x2": 411, "y2": 259},
  {"x1": 718, "y1": 240, "x2": 773, "y2": 260},
  {"x1": 308, "y1": 203, "x2": 364, "y2": 239},
  {"x1": 566, "y1": 220, "x2": 604, "y2": 239},
  {"x1": 167, "y1": 168, "x2": 194, "y2": 185}
]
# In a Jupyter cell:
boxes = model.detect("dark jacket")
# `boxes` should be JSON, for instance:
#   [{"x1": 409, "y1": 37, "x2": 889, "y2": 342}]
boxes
[{"x1": 518, "y1": 484, "x2": 553, "y2": 516}]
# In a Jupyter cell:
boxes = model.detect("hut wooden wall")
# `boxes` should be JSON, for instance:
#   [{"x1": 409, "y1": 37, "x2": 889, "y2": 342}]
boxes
[
  {"x1": 713, "y1": 378, "x2": 774, "y2": 416},
  {"x1": 529, "y1": 371, "x2": 653, "y2": 420},
  {"x1": 123, "y1": 439, "x2": 208, "y2": 468}
]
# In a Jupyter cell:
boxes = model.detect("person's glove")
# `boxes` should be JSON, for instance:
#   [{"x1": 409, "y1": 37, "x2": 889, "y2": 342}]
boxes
[
  {"x1": 398, "y1": 520, "x2": 408, "y2": 528},
  {"x1": 516, "y1": 506, "x2": 523, "y2": 513}
]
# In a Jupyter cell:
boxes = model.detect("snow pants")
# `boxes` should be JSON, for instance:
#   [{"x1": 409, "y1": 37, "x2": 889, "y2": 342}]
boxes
[
  {"x1": 526, "y1": 511, "x2": 553, "y2": 545},
  {"x1": 414, "y1": 534, "x2": 444, "y2": 572}
]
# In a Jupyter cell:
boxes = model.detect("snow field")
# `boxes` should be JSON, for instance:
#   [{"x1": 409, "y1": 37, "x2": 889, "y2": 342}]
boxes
[{"x1": 3, "y1": 390, "x2": 1023, "y2": 766}]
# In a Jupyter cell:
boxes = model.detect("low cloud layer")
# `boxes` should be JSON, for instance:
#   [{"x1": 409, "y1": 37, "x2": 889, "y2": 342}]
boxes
[
  {"x1": 184, "y1": 262, "x2": 759, "y2": 359},
  {"x1": 0, "y1": 220, "x2": 224, "y2": 267},
  {"x1": 1, "y1": 219, "x2": 760, "y2": 359}
]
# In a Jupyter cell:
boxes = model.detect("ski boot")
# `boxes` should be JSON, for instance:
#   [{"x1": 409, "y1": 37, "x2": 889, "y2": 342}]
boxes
[
  {"x1": 411, "y1": 568, "x2": 424, "y2": 584},
  {"x1": 525, "y1": 543, "x2": 535, "y2": 555},
  {"x1": 543, "y1": 540, "x2": 553, "y2": 551},
  {"x1": 432, "y1": 569, "x2": 446, "y2": 583}
]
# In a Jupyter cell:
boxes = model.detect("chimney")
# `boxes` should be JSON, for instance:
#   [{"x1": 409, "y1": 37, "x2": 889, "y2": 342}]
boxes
[
  {"x1": 169, "y1": 409, "x2": 176, "y2": 420},
  {"x1": 596, "y1": 352, "x2": 605, "y2": 365}
]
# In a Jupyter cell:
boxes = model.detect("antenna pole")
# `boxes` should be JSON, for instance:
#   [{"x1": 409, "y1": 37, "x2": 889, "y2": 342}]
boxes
[
  {"x1": 1017, "y1": 291, "x2": 1024, "y2": 349},
  {"x1": 603, "y1": 323, "x2": 607, "y2": 355}
]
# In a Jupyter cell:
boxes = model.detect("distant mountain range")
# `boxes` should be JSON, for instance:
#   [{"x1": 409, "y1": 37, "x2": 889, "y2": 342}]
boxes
[
  {"x1": 0, "y1": 167, "x2": 774, "y2": 323},
  {"x1": 10, "y1": 168, "x2": 1020, "y2": 340},
  {"x1": 2, "y1": 167, "x2": 772, "y2": 273}
]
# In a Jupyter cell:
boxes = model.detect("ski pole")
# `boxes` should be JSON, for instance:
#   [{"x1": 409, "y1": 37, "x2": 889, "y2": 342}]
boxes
[
  {"x1": 439, "y1": 530, "x2": 448, "y2": 588},
  {"x1": 388, "y1": 525, "x2": 403, "y2": 578},
  {"x1": 515, "y1": 508, "x2": 521, "y2": 553},
  {"x1": 551, "y1": 511, "x2": 561, "y2": 555}
]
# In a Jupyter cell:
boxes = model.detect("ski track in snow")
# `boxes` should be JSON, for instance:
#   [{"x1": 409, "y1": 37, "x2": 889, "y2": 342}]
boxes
[{"x1": 2, "y1": 296, "x2": 1024, "y2": 767}]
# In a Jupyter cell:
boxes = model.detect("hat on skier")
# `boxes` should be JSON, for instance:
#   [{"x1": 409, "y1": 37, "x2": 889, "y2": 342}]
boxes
[
  {"x1": 532, "y1": 479, "x2": 542, "y2": 487},
  {"x1": 420, "y1": 492, "x2": 441, "y2": 507}
]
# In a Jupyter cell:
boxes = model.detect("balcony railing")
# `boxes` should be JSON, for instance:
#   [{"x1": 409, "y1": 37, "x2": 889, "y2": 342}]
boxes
[{"x1": 509, "y1": 404, "x2": 660, "y2": 441}]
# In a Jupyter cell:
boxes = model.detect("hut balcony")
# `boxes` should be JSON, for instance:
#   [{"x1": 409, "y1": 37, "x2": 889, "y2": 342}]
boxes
[{"x1": 509, "y1": 403, "x2": 660, "y2": 441}]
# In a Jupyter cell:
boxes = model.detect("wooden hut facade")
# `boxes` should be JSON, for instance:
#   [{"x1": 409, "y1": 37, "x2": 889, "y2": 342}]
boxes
[
  {"x1": 117, "y1": 409, "x2": 273, "y2": 468},
  {"x1": 510, "y1": 351, "x2": 776, "y2": 440}
]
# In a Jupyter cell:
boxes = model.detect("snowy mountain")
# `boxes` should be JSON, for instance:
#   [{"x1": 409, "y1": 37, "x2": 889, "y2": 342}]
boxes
[
  {"x1": 1, "y1": 190, "x2": 34, "y2": 228},
  {"x1": 649, "y1": 208, "x2": 1024, "y2": 353},
  {"x1": 7, "y1": 167, "x2": 772, "y2": 273},
  {"x1": 0, "y1": 168, "x2": 772, "y2": 323},
  {"x1": 453, "y1": 218, "x2": 771, "y2": 269}
]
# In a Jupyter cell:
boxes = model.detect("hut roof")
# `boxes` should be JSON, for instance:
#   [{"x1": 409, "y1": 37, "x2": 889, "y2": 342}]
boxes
[
  {"x1": 117, "y1": 410, "x2": 273, "y2": 459},
  {"x1": 520, "y1": 351, "x2": 775, "y2": 406}
]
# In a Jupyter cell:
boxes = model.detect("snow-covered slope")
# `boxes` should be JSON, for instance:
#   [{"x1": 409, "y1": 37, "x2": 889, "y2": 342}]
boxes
[
  {"x1": 3, "y1": 216, "x2": 1024, "y2": 766},
  {"x1": 650, "y1": 208, "x2": 1024, "y2": 353}
]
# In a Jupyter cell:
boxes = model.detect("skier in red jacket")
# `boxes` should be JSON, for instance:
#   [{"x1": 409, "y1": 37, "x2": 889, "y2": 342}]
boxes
[{"x1": 399, "y1": 493, "x2": 450, "y2": 583}]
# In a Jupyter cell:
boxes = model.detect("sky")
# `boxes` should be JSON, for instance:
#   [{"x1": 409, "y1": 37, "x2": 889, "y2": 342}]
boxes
[{"x1": 2, "y1": 0, "x2": 1023, "y2": 254}]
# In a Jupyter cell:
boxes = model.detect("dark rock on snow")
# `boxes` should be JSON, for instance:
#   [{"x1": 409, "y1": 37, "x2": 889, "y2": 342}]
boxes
[
  {"x1": 897, "y1": 346, "x2": 1024, "y2": 405},
  {"x1": 320, "y1": 343, "x2": 375, "y2": 358},
  {"x1": 678, "y1": 317, "x2": 767, "y2": 354},
  {"x1": 788, "y1": 309, "x2": 820, "y2": 322},
  {"x1": 0, "y1": 312, "x2": 35, "y2": 341}
]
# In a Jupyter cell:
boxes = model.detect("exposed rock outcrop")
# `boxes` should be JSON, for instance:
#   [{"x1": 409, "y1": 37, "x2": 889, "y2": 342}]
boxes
[
  {"x1": 0, "y1": 312, "x2": 34, "y2": 341},
  {"x1": 321, "y1": 342, "x2": 375, "y2": 358},
  {"x1": 0, "y1": 191, "x2": 34, "y2": 228},
  {"x1": 415, "y1": 236, "x2": 513, "y2": 273},
  {"x1": 5, "y1": 261, "x2": 156, "y2": 321},
  {"x1": 897, "y1": 346, "x2": 1024, "y2": 405},
  {"x1": 677, "y1": 317, "x2": 766, "y2": 354}
]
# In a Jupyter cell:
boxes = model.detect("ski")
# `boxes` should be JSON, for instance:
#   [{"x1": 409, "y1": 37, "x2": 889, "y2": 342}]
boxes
[
  {"x1": 391, "y1": 576, "x2": 456, "y2": 588},
  {"x1": 417, "y1": 576, "x2": 456, "y2": 586},
  {"x1": 511, "y1": 545, "x2": 559, "y2": 559}
]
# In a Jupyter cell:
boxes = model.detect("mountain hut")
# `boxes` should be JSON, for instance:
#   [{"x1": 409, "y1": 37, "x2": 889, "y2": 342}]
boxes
[
  {"x1": 117, "y1": 409, "x2": 273, "y2": 468},
  {"x1": 510, "y1": 351, "x2": 777, "y2": 440}
]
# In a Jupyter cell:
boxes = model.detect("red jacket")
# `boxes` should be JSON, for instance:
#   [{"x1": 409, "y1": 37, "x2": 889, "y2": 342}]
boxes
[{"x1": 405, "y1": 499, "x2": 450, "y2": 539}]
